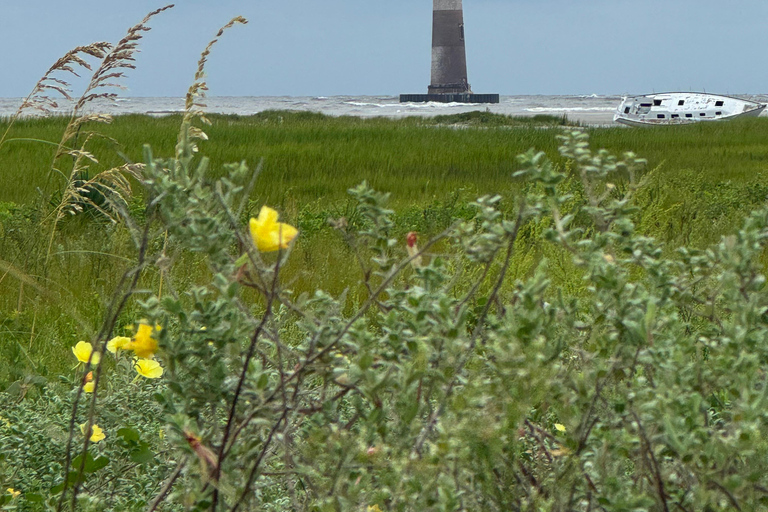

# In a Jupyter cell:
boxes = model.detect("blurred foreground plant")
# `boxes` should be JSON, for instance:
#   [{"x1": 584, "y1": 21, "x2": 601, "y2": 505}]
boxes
[{"x1": 30, "y1": 122, "x2": 768, "y2": 512}]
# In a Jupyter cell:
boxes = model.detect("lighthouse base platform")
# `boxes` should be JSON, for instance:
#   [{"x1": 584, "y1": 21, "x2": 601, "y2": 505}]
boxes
[{"x1": 399, "y1": 93, "x2": 500, "y2": 104}]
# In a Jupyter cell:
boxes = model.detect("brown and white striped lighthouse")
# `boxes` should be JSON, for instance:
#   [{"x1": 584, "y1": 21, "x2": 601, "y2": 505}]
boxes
[
  {"x1": 429, "y1": 0, "x2": 470, "y2": 95},
  {"x1": 400, "y1": 1, "x2": 498, "y2": 103}
]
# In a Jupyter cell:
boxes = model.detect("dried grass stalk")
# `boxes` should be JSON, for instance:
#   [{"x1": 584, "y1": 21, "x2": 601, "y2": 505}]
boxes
[
  {"x1": 46, "y1": 5, "x2": 174, "y2": 260},
  {"x1": 178, "y1": 16, "x2": 248, "y2": 156},
  {"x1": 0, "y1": 43, "x2": 111, "y2": 150},
  {"x1": 57, "y1": 4, "x2": 175, "y2": 155}
]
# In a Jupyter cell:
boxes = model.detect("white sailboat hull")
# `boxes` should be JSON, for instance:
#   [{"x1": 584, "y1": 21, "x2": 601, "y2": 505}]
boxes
[{"x1": 613, "y1": 92, "x2": 766, "y2": 127}]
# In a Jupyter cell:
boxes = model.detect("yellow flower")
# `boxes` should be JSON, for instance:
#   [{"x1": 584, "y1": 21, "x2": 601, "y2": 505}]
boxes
[
  {"x1": 6, "y1": 488, "x2": 20, "y2": 499},
  {"x1": 72, "y1": 341, "x2": 100, "y2": 365},
  {"x1": 107, "y1": 336, "x2": 131, "y2": 354},
  {"x1": 554, "y1": 423, "x2": 567, "y2": 433},
  {"x1": 124, "y1": 322, "x2": 161, "y2": 359},
  {"x1": 79, "y1": 423, "x2": 106, "y2": 443},
  {"x1": 135, "y1": 358, "x2": 164, "y2": 379},
  {"x1": 249, "y1": 206, "x2": 298, "y2": 252},
  {"x1": 367, "y1": 506, "x2": 383, "y2": 512},
  {"x1": 83, "y1": 372, "x2": 95, "y2": 393}
]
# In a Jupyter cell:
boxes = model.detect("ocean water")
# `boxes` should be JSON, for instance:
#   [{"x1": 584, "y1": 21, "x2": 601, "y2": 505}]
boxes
[
  {"x1": 0, "y1": 94, "x2": 765, "y2": 126},
  {"x1": 0, "y1": 95, "x2": 623, "y2": 126}
]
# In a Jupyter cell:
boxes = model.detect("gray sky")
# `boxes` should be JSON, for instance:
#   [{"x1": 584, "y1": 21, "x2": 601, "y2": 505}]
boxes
[{"x1": 2, "y1": 0, "x2": 768, "y2": 98}]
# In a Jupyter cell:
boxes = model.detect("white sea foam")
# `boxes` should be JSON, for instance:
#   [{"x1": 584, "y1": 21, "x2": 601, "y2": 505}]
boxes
[
  {"x1": 399, "y1": 102, "x2": 474, "y2": 108},
  {"x1": 0, "y1": 95, "x2": 642, "y2": 125},
  {"x1": 344, "y1": 101, "x2": 390, "y2": 108}
]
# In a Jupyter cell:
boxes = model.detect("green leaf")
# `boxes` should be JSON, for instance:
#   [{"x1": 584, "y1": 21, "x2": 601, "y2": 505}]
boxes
[
  {"x1": 130, "y1": 446, "x2": 155, "y2": 464},
  {"x1": 401, "y1": 399, "x2": 419, "y2": 424},
  {"x1": 117, "y1": 427, "x2": 140, "y2": 442},
  {"x1": 87, "y1": 456, "x2": 110, "y2": 473},
  {"x1": 359, "y1": 352, "x2": 374, "y2": 370},
  {"x1": 71, "y1": 452, "x2": 92, "y2": 471}
]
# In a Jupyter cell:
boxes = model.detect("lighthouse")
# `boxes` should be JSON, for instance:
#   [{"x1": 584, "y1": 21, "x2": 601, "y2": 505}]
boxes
[
  {"x1": 429, "y1": 0, "x2": 470, "y2": 94},
  {"x1": 400, "y1": 0, "x2": 499, "y2": 104}
]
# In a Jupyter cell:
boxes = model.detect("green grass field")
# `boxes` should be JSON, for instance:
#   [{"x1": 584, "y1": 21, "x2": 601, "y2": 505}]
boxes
[{"x1": 2, "y1": 111, "x2": 768, "y2": 386}]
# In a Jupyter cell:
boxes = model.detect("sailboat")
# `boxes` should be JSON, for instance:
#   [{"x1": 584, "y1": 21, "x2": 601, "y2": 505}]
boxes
[{"x1": 613, "y1": 92, "x2": 765, "y2": 126}]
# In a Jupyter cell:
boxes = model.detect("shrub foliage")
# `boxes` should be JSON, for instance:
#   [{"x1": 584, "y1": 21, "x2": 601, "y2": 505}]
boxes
[{"x1": 5, "y1": 127, "x2": 768, "y2": 511}]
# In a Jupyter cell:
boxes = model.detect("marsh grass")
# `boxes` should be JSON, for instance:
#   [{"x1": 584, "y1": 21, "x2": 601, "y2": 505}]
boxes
[
  {"x1": 2, "y1": 112, "x2": 768, "y2": 388},
  {"x1": 0, "y1": 112, "x2": 567, "y2": 207},
  {"x1": 5, "y1": 113, "x2": 768, "y2": 208}
]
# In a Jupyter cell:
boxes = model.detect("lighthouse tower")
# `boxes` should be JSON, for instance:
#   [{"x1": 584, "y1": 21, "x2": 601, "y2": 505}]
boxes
[
  {"x1": 429, "y1": 0, "x2": 470, "y2": 95},
  {"x1": 400, "y1": 0, "x2": 498, "y2": 103}
]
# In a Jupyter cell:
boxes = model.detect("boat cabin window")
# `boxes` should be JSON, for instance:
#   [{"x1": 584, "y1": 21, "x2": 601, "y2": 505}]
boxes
[
  {"x1": 657, "y1": 114, "x2": 665, "y2": 119},
  {"x1": 640, "y1": 103, "x2": 652, "y2": 107},
  {"x1": 700, "y1": 113, "x2": 707, "y2": 117},
  {"x1": 716, "y1": 111, "x2": 722, "y2": 116},
  {"x1": 715, "y1": 100, "x2": 724, "y2": 107},
  {"x1": 671, "y1": 114, "x2": 680, "y2": 119},
  {"x1": 624, "y1": 107, "x2": 630, "y2": 114},
  {"x1": 685, "y1": 114, "x2": 693, "y2": 118},
  {"x1": 678, "y1": 100, "x2": 685, "y2": 106},
  {"x1": 653, "y1": 99, "x2": 662, "y2": 106}
]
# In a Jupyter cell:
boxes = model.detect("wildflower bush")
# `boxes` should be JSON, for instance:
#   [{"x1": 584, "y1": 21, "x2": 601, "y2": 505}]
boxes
[
  {"x1": 6, "y1": 125, "x2": 768, "y2": 511},
  {"x1": 4, "y1": 6, "x2": 768, "y2": 512}
]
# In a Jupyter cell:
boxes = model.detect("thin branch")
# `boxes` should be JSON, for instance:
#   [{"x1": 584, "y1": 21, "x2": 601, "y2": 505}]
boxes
[
  {"x1": 412, "y1": 206, "x2": 525, "y2": 455},
  {"x1": 211, "y1": 244, "x2": 282, "y2": 511},
  {"x1": 146, "y1": 460, "x2": 187, "y2": 512}
]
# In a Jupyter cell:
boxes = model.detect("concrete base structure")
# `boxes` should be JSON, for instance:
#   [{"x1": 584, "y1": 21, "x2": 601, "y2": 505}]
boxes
[{"x1": 399, "y1": 93, "x2": 500, "y2": 104}]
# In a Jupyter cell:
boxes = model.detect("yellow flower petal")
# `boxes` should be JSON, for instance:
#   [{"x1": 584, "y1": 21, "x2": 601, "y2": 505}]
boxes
[
  {"x1": 135, "y1": 358, "x2": 164, "y2": 379},
  {"x1": 554, "y1": 423, "x2": 567, "y2": 433},
  {"x1": 367, "y1": 506, "x2": 383, "y2": 512},
  {"x1": 83, "y1": 381, "x2": 95, "y2": 393},
  {"x1": 258, "y1": 204, "x2": 279, "y2": 224},
  {"x1": 79, "y1": 423, "x2": 106, "y2": 443},
  {"x1": 249, "y1": 206, "x2": 298, "y2": 252},
  {"x1": 107, "y1": 336, "x2": 131, "y2": 354},
  {"x1": 72, "y1": 341, "x2": 100, "y2": 365},
  {"x1": 124, "y1": 322, "x2": 160, "y2": 359},
  {"x1": 7, "y1": 488, "x2": 20, "y2": 498}
]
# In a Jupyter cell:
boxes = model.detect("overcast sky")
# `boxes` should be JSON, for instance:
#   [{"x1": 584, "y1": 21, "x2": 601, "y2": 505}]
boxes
[{"x1": 2, "y1": 0, "x2": 768, "y2": 98}]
